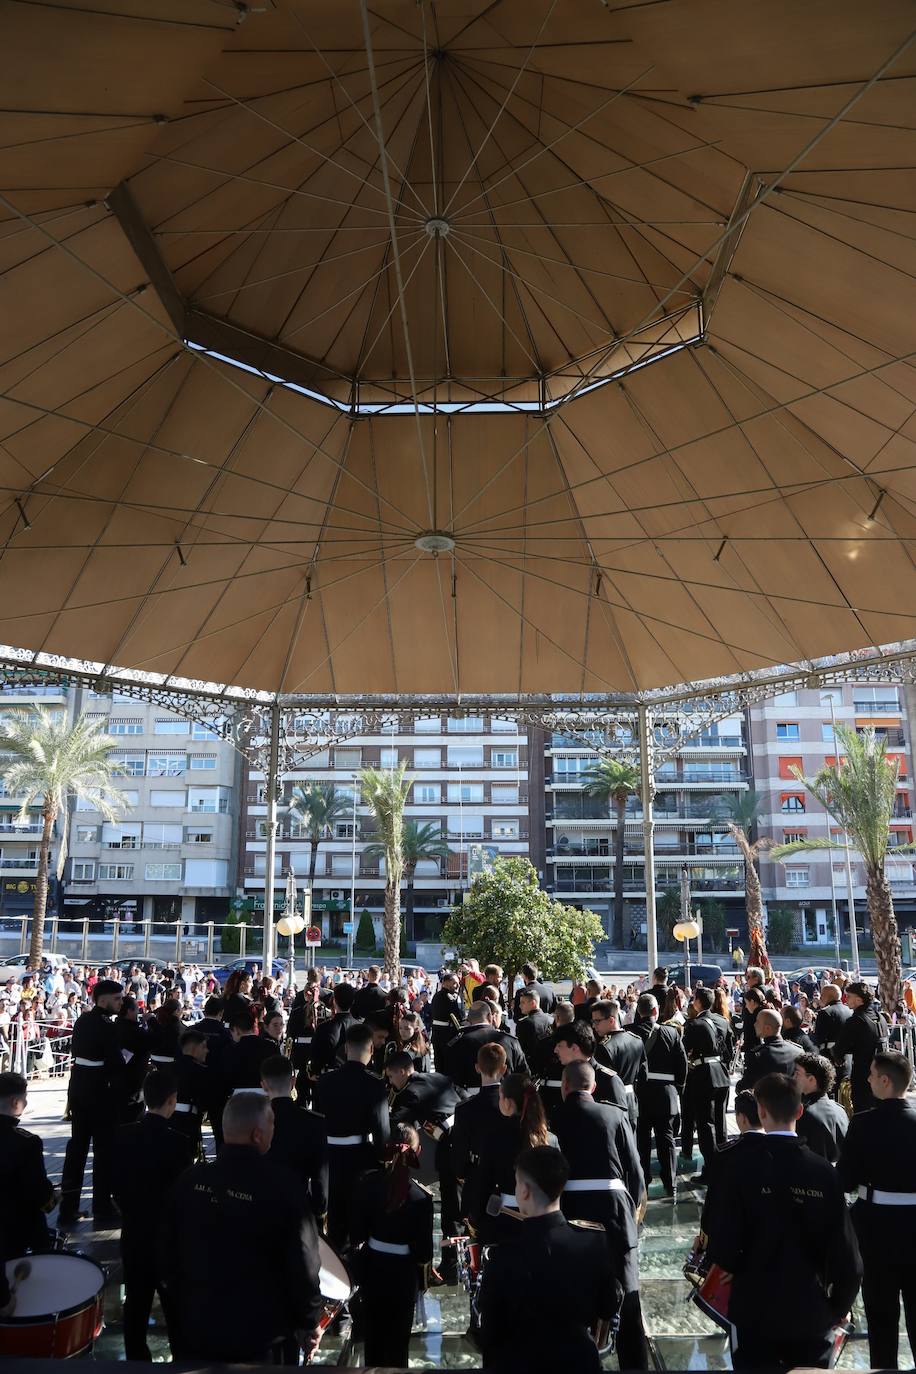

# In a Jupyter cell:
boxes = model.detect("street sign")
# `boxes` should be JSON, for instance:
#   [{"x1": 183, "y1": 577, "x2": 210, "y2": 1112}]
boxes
[
  {"x1": 342, "y1": 921, "x2": 354, "y2": 935},
  {"x1": 305, "y1": 925, "x2": 322, "y2": 946}
]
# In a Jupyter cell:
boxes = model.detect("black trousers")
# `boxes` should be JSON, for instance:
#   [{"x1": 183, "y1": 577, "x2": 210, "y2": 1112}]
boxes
[
  {"x1": 122, "y1": 1243, "x2": 166, "y2": 1362},
  {"x1": 617, "y1": 1289, "x2": 649, "y2": 1371},
  {"x1": 436, "y1": 1133, "x2": 460, "y2": 1245},
  {"x1": 359, "y1": 1254, "x2": 417, "y2": 1368},
  {"x1": 637, "y1": 1100, "x2": 678, "y2": 1192},
  {"x1": 862, "y1": 1257, "x2": 916, "y2": 1369},
  {"x1": 732, "y1": 1327, "x2": 833, "y2": 1370},
  {"x1": 60, "y1": 1105, "x2": 115, "y2": 1216}
]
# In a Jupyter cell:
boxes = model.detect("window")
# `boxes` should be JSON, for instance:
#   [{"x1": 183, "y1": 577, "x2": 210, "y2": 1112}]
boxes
[
  {"x1": 783, "y1": 830, "x2": 807, "y2": 844},
  {"x1": 492, "y1": 749, "x2": 518, "y2": 769},
  {"x1": 103, "y1": 822, "x2": 141, "y2": 848},
  {"x1": 145, "y1": 863, "x2": 182, "y2": 881},
  {"x1": 192, "y1": 722, "x2": 220, "y2": 740},
  {"x1": 785, "y1": 867, "x2": 810, "y2": 888},
  {"x1": 335, "y1": 822, "x2": 357, "y2": 840},
  {"x1": 111, "y1": 752, "x2": 145, "y2": 777},
  {"x1": 491, "y1": 783, "x2": 519, "y2": 804},
  {"x1": 448, "y1": 782, "x2": 484, "y2": 804},
  {"x1": 143, "y1": 823, "x2": 181, "y2": 849},
  {"x1": 154, "y1": 718, "x2": 190, "y2": 735},
  {"x1": 772, "y1": 691, "x2": 798, "y2": 707},
  {"x1": 447, "y1": 716, "x2": 484, "y2": 733},
  {"x1": 121, "y1": 790, "x2": 139, "y2": 808},
  {"x1": 414, "y1": 715, "x2": 440, "y2": 733},
  {"x1": 150, "y1": 789, "x2": 185, "y2": 808},
  {"x1": 72, "y1": 861, "x2": 96, "y2": 881},
  {"x1": 98, "y1": 863, "x2": 134, "y2": 880},
  {"x1": 447, "y1": 745, "x2": 483, "y2": 768},
  {"x1": 75, "y1": 825, "x2": 97, "y2": 844},
  {"x1": 189, "y1": 754, "x2": 217, "y2": 770},
  {"x1": 781, "y1": 794, "x2": 806, "y2": 813},
  {"x1": 853, "y1": 687, "x2": 900, "y2": 711},
  {"x1": 187, "y1": 786, "x2": 230, "y2": 813},
  {"x1": 448, "y1": 813, "x2": 483, "y2": 837},
  {"x1": 821, "y1": 723, "x2": 836, "y2": 743},
  {"x1": 109, "y1": 719, "x2": 143, "y2": 735},
  {"x1": 331, "y1": 853, "x2": 354, "y2": 876},
  {"x1": 413, "y1": 783, "x2": 440, "y2": 804},
  {"x1": 778, "y1": 756, "x2": 803, "y2": 780},
  {"x1": 147, "y1": 753, "x2": 185, "y2": 776},
  {"x1": 334, "y1": 748, "x2": 361, "y2": 770},
  {"x1": 379, "y1": 747, "x2": 399, "y2": 769},
  {"x1": 776, "y1": 723, "x2": 800, "y2": 740},
  {"x1": 414, "y1": 747, "x2": 441, "y2": 768},
  {"x1": 491, "y1": 717, "x2": 517, "y2": 733},
  {"x1": 492, "y1": 818, "x2": 520, "y2": 839}
]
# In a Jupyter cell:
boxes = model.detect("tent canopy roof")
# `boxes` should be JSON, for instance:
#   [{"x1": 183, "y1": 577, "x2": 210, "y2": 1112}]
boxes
[{"x1": 0, "y1": 0, "x2": 914, "y2": 695}]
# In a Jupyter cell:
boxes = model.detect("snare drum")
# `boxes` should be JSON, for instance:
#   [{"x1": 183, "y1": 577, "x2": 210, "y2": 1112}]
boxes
[
  {"x1": 689, "y1": 1262, "x2": 733, "y2": 1335},
  {"x1": 315, "y1": 1236, "x2": 354, "y2": 1339},
  {"x1": 0, "y1": 1252, "x2": 105, "y2": 1359}
]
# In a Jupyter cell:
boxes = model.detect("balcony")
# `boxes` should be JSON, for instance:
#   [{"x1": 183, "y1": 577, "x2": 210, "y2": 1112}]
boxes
[
  {"x1": 551, "y1": 875, "x2": 744, "y2": 895},
  {"x1": 0, "y1": 824, "x2": 42, "y2": 836},
  {"x1": 0, "y1": 858, "x2": 38, "y2": 871}
]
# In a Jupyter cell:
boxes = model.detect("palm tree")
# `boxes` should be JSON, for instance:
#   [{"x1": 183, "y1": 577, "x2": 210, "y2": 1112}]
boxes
[
  {"x1": 771, "y1": 725, "x2": 911, "y2": 1012},
  {"x1": 402, "y1": 821, "x2": 450, "y2": 940},
  {"x1": 581, "y1": 757, "x2": 642, "y2": 947},
  {"x1": 288, "y1": 782, "x2": 352, "y2": 887},
  {"x1": 0, "y1": 709, "x2": 126, "y2": 969},
  {"x1": 713, "y1": 790, "x2": 773, "y2": 977},
  {"x1": 361, "y1": 762, "x2": 411, "y2": 979}
]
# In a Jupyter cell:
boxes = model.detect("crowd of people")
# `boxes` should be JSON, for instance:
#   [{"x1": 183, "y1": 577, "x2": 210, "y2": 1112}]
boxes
[{"x1": 0, "y1": 953, "x2": 915, "y2": 1371}]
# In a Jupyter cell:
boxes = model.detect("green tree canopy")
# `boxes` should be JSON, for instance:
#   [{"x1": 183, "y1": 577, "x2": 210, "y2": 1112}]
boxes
[{"x1": 442, "y1": 856, "x2": 604, "y2": 987}]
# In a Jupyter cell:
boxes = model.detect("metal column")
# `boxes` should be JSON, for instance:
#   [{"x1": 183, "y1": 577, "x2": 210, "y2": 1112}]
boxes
[
  {"x1": 263, "y1": 703, "x2": 281, "y2": 974},
  {"x1": 638, "y1": 705, "x2": 659, "y2": 979},
  {"x1": 830, "y1": 698, "x2": 861, "y2": 973}
]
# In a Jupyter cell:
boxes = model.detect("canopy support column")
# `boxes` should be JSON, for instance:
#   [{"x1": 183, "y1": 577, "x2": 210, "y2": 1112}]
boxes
[
  {"x1": 638, "y1": 704, "x2": 658, "y2": 979},
  {"x1": 263, "y1": 703, "x2": 281, "y2": 974}
]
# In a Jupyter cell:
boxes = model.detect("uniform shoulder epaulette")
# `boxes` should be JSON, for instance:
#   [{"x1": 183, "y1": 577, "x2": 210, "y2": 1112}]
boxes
[{"x1": 569, "y1": 1217, "x2": 605, "y2": 1232}]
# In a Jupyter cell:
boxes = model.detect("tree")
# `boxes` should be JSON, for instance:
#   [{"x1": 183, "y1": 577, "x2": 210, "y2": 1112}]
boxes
[
  {"x1": 657, "y1": 886, "x2": 682, "y2": 948},
  {"x1": 771, "y1": 725, "x2": 912, "y2": 1011},
  {"x1": 366, "y1": 819, "x2": 447, "y2": 942},
  {"x1": 442, "y1": 856, "x2": 604, "y2": 997},
  {"x1": 360, "y1": 762, "x2": 411, "y2": 980},
  {"x1": 581, "y1": 757, "x2": 642, "y2": 948},
  {"x1": 766, "y1": 906, "x2": 797, "y2": 955},
  {"x1": 355, "y1": 908, "x2": 376, "y2": 953},
  {"x1": 0, "y1": 709, "x2": 126, "y2": 969},
  {"x1": 713, "y1": 790, "x2": 773, "y2": 977},
  {"x1": 696, "y1": 896, "x2": 726, "y2": 953},
  {"x1": 288, "y1": 782, "x2": 352, "y2": 886}
]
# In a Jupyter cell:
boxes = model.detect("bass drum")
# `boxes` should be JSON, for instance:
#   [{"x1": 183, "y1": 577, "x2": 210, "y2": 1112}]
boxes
[
  {"x1": 316, "y1": 1236, "x2": 354, "y2": 1335},
  {"x1": 0, "y1": 1252, "x2": 105, "y2": 1359}
]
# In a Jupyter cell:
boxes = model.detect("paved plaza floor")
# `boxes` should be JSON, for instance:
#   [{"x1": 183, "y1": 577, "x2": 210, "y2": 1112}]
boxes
[{"x1": 21, "y1": 1077, "x2": 908, "y2": 1368}]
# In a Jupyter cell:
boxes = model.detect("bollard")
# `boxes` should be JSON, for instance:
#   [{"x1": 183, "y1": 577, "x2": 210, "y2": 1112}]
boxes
[
  {"x1": 81, "y1": 918, "x2": 90, "y2": 963},
  {"x1": 111, "y1": 917, "x2": 120, "y2": 964},
  {"x1": 19, "y1": 916, "x2": 28, "y2": 956},
  {"x1": 174, "y1": 921, "x2": 182, "y2": 965},
  {"x1": 143, "y1": 919, "x2": 151, "y2": 960},
  {"x1": 49, "y1": 916, "x2": 59, "y2": 952},
  {"x1": 207, "y1": 922, "x2": 215, "y2": 965},
  {"x1": 239, "y1": 922, "x2": 247, "y2": 960}
]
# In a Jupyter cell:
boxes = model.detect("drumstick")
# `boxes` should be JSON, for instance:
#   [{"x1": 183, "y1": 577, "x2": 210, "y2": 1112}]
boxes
[{"x1": 485, "y1": 1194, "x2": 523, "y2": 1221}]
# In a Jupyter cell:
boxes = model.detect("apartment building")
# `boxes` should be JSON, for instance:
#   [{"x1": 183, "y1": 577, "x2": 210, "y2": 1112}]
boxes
[
  {"x1": 0, "y1": 682, "x2": 72, "y2": 925},
  {"x1": 240, "y1": 712, "x2": 531, "y2": 942},
  {"x1": 750, "y1": 681, "x2": 916, "y2": 946},
  {"x1": 65, "y1": 690, "x2": 240, "y2": 928},
  {"x1": 532, "y1": 711, "x2": 750, "y2": 941}
]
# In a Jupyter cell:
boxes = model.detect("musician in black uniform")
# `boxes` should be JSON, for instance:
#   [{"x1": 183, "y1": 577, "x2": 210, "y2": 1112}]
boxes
[
  {"x1": 512, "y1": 963, "x2": 557, "y2": 1019},
  {"x1": 838, "y1": 1050, "x2": 916, "y2": 1369},
  {"x1": 286, "y1": 981, "x2": 320, "y2": 1101},
  {"x1": 631, "y1": 993, "x2": 687, "y2": 1199},
  {"x1": 782, "y1": 1004, "x2": 817, "y2": 1053},
  {"x1": 551, "y1": 1019, "x2": 630, "y2": 1121},
  {"x1": 445, "y1": 1002, "x2": 528, "y2": 1088},
  {"x1": 553, "y1": 1060, "x2": 647, "y2": 1370},
  {"x1": 350, "y1": 1123, "x2": 434, "y2": 1368},
  {"x1": 385, "y1": 1050, "x2": 461, "y2": 1275},
  {"x1": 737, "y1": 1008, "x2": 803, "y2": 1091},
  {"x1": 112, "y1": 1069, "x2": 191, "y2": 1361},
  {"x1": 478, "y1": 1145, "x2": 617, "y2": 1374},
  {"x1": 739, "y1": 982, "x2": 766, "y2": 1057},
  {"x1": 700, "y1": 1089, "x2": 766, "y2": 1250},
  {"x1": 813, "y1": 984, "x2": 851, "y2": 1090},
  {"x1": 451, "y1": 1041, "x2": 506, "y2": 1226},
  {"x1": 115, "y1": 996, "x2": 150, "y2": 1123},
  {"x1": 161, "y1": 1090, "x2": 324, "y2": 1364},
  {"x1": 649, "y1": 967, "x2": 669, "y2": 1006},
  {"x1": 682, "y1": 986, "x2": 730, "y2": 1176},
  {"x1": 314, "y1": 1022, "x2": 390, "y2": 1250},
  {"x1": 222, "y1": 1007, "x2": 277, "y2": 1094},
  {"x1": 430, "y1": 972, "x2": 464, "y2": 1070},
  {"x1": 591, "y1": 999, "x2": 645, "y2": 1130},
  {"x1": 835, "y1": 981, "x2": 885, "y2": 1113},
  {"x1": 514, "y1": 988, "x2": 554, "y2": 1073},
  {"x1": 261, "y1": 1055, "x2": 328, "y2": 1220},
  {"x1": 794, "y1": 1053, "x2": 847, "y2": 1164},
  {"x1": 708, "y1": 1072, "x2": 860, "y2": 1369},
  {"x1": 0, "y1": 1072, "x2": 54, "y2": 1255},
  {"x1": 168, "y1": 1028, "x2": 214, "y2": 1157},
  {"x1": 352, "y1": 966, "x2": 388, "y2": 1020},
  {"x1": 308, "y1": 981, "x2": 358, "y2": 1076},
  {"x1": 59, "y1": 978, "x2": 124, "y2": 1226}
]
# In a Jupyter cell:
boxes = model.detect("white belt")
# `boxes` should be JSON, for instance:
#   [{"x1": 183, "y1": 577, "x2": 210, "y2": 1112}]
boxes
[
  {"x1": 173, "y1": 1102, "x2": 199, "y2": 1115},
  {"x1": 231, "y1": 1087, "x2": 266, "y2": 1096},
  {"x1": 624, "y1": 1083, "x2": 635, "y2": 1095},
  {"x1": 543, "y1": 1079, "x2": 563, "y2": 1089},
  {"x1": 857, "y1": 1186, "x2": 916, "y2": 1205},
  {"x1": 432, "y1": 1020, "x2": 451, "y2": 1027},
  {"x1": 368, "y1": 1237, "x2": 410, "y2": 1255},
  {"x1": 464, "y1": 1086, "x2": 480, "y2": 1097},
  {"x1": 328, "y1": 1133, "x2": 366, "y2": 1146},
  {"x1": 691, "y1": 1056, "x2": 721, "y2": 1066},
  {"x1": 825, "y1": 1042, "x2": 836, "y2": 1049},
  {"x1": 442, "y1": 1115, "x2": 455, "y2": 1130},
  {"x1": 295, "y1": 1037, "x2": 312, "y2": 1044},
  {"x1": 564, "y1": 1178, "x2": 627, "y2": 1193},
  {"x1": 646, "y1": 1072, "x2": 675, "y2": 1082},
  {"x1": 74, "y1": 1057, "x2": 104, "y2": 1068},
  {"x1": 499, "y1": 1192, "x2": 518, "y2": 1207},
  {"x1": 150, "y1": 1054, "x2": 174, "y2": 1064}
]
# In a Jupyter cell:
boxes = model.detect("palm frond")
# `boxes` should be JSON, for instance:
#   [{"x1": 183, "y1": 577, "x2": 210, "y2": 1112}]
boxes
[
  {"x1": 581, "y1": 758, "x2": 641, "y2": 803},
  {"x1": 770, "y1": 838, "x2": 849, "y2": 861},
  {"x1": 789, "y1": 725, "x2": 899, "y2": 868}
]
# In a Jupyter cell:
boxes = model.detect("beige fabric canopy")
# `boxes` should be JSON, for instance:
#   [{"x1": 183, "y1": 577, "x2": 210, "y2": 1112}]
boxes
[{"x1": 0, "y1": 0, "x2": 914, "y2": 695}]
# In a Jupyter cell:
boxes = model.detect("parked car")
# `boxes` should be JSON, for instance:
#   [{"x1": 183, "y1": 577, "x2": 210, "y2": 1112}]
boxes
[
  {"x1": 213, "y1": 957, "x2": 287, "y2": 985},
  {"x1": 668, "y1": 962, "x2": 724, "y2": 991},
  {"x1": 0, "y1": 952, "x2": 69, "y2": 984}
]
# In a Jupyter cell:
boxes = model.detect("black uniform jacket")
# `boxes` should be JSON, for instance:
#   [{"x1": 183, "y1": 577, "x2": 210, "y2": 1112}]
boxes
[
  {"x1": 700, "y1": 1130, "x2": 768, "y2": 1247},
  {"x1": 473, "y1": 1114, "x2": 558, "y2": 1240},
  {"x1": 309, "y1": 1011, "x2": 359, "y2": 1076},
  {"x1": 0, "y1": 1115, "x2": 54, "y2": 1254},
  {"x1": 707, "y1": 1134, "x2": 861, "y2": 1339},
  {"x1": 350, "y1": 1167, "x2": 434, "y2": 1271},
  {"x1": 222, "y1": 1033, "x2": 278, "y2": 1093},
  {"x1": 314, "y1": 1060, "x2": 390, "y2": 1163},
  {"x1": 838, "y1": 1096, "x2": 916, "y2": 1254},
  {"x1": 511, "y1": 979, "x2": 557, "y2": 1019},
  {"x1": 451, "y1": 1083, "x2": 501, "y2": 1217},
  {"x1": 267, "y1": 1095, "x2": 328, "y2": 1217},
  {"x1": 352, "y1": 982, "x2": 388, "y2": 1019},
  {"x1": 113, "y1": 1112, "x2": 190, "y2": 1239},
  {"x1": 162, "y1": 1145, "x2": 323, "y2": 1360},
  {"x1": 389, "y1": 1071, "x2": 463, "y2": 1127},
  {"x1": 515, "y1": 1009, "x2": 554, "y2": 1073},
  {"x1": 478, "y1": 1211, "x2": 616, "y2": 1374},
  {"x1": 737, "y1": 1034, "x2": 804, "y2": 1093},
  {"x1": 836, "y1": 1005, "x2": 886, "y2": 1104},
  {"x1": 68, "y1": 1005, "x2": 124, "y2": 1111},
  {"x1": 631, "y1": 1018, "x2": 687, "y2": 1115},
  {"x1": 444, "y1": 1025, "x2": 528, "y2": 1088},
  {"x1": 172, "y1": 1055, "x2": 220, "y2": 1138},
  {"x1": 797, "y1": 1092, "x2": 848, "y2": 1164},
  {"x1": 814, "y1": 1002, "x2": 851, "y2": 1056},
  {"x1": 683, "y1": 1012, "x2": 730, "y2": 1096}
]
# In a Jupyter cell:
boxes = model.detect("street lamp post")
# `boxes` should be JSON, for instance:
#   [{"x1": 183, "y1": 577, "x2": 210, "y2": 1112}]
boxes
[{"x1": 348, "y1": 776, "x2": 358, "y2": 969}]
